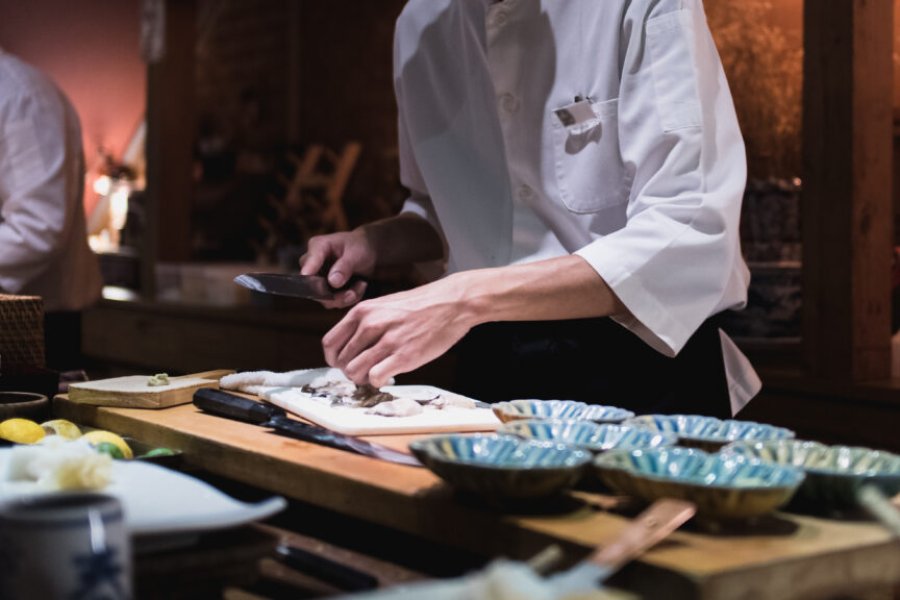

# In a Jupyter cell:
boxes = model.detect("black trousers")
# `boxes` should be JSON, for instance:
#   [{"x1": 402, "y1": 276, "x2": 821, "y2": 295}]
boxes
[{"x1": 453, "y1": 316, "x2": 731, "y2": 418}]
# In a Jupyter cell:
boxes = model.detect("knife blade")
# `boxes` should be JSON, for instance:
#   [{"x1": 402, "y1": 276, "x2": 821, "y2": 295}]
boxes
[
  {"x1": 194, "y1": 388, "x2": 422, "y2": 467},
  {"x1": 234, "y1": 272, "x2": 363, "y2": 301}
]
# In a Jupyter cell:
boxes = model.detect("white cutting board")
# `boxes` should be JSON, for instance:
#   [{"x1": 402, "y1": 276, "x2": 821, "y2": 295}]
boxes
[{"x1": 262, "y1": 385, "x2": 500, "y2": 436}]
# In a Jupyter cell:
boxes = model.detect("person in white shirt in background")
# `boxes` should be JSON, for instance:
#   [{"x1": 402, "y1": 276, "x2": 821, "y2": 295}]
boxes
[
  {"x1": 0, "y1": 48, "x2": 102, "y2": 371},
  {"x1": 300, "y1": 0, "x2": 761, "y2": 417}
]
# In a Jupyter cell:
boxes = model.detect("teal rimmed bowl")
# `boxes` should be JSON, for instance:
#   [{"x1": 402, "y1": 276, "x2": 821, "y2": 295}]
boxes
[
  {"x1": 492, "y1": 400, "x2": 634, "y2": 425},
  {"x1": 409, "y1": 434, "x2": 592, "y2": 500},
  {"x1": 721, "y1": 440, "x2": 900, "y2": 509},
  {"x1": 594, "y1": 447, "x2": 805, "y2": 519},
  {"x1": 625, "y1": 415, "x2": 795, "y2": 451},
  {"x1": 499, "y1": 420, "x2": 677, "y2": 454}
]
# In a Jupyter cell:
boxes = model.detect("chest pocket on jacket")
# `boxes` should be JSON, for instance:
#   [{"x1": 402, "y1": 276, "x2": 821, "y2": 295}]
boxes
[{"x1": 550, "y1": 98, "x2": 632, "y2": 214}]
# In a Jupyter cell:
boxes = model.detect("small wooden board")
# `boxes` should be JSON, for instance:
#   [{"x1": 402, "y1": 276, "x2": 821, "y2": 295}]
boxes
[{"x1": 69, "y1": 370, "x2": 233, "y2": 409}]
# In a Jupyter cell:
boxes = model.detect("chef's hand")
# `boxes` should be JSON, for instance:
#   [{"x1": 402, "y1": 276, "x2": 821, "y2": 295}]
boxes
[
  {"x1": 299, "y1": 230, "x2": 374, "y2": 309},
  {"x1": 322, "y1": 274, "x2": 476, "y2": 387}
]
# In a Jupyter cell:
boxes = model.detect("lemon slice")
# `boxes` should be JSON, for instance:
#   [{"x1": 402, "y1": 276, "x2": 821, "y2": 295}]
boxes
[
  {"x1": 81, "y1": 430, "x2": 133, "y2": 459},
  {"x1": 0, "y1": 418, "x2": 46, "y2": 444},
  {"x1": 40, "y1": 419, "x2": 82, "y2": 440}
]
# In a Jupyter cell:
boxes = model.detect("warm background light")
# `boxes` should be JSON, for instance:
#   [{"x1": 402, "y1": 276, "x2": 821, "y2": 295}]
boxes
[{"x1": 0, "y1": 0, "x2": 145, "y2": 218}]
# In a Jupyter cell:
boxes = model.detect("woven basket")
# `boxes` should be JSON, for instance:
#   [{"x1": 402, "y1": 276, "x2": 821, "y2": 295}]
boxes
[{"x1": 0, "y1": 295, "x2": 45, "y2": 369}]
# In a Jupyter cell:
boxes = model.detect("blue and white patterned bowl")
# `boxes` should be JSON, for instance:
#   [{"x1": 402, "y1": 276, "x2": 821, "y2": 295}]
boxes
[
  {"x1": 409, "y1": 434, "x2": 592, "y2": 500},
  {"x1": 499, "y1": 420, "x2": 677, "y2": 454},
  {"x1": 492, "y1": 400, "x2": 634, "y2": 425},
  {"x1": 580, "y1": 404, "x2": 637, "y2": 424},
  {"x1": 594, "y1": 447, "x2": 805, "y2": 519},
  {"x1": 625, "y1": 415, "x2": 795, "y2": 451},
  {"x1": 721, "y1": 440, "x2": 900, "y2": 509}
]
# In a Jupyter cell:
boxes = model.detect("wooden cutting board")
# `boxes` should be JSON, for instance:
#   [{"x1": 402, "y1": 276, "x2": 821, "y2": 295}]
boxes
[
  {"x1": 68, "y1": 370, "x2": 234, "y2": 409},
  {"x1": 263, "y1": 384, "x2": 500, "y2": 436}
]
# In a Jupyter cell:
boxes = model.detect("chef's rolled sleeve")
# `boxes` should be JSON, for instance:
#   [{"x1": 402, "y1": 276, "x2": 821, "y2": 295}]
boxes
[{"x1": 576, "y1": 0, "x2": 749, "y2": 357}]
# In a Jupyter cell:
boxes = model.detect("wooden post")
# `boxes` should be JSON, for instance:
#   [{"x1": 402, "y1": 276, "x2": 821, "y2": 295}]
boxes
[
  {"x1": 802, "y1": 0, "x2": 894, "y2": 381},
  {"x1": 144, "y1": 0, "x2": 196, "y2": 295}
]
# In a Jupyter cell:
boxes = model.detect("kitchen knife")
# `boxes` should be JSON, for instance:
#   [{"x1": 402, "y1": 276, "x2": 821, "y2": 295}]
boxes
[
  {"x1": 274, "y1": 544, "x2": 379, "y2": 591},
  {"x1": 234, "y1": 272, "x2": 363, "y2": 301},
  {"x1": 193, "y1": 388, "x2": 422, "y2": 467}
]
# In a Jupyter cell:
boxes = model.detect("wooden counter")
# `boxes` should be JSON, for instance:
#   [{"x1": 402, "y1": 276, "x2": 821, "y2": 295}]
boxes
[{"x1": 55, "y1": 398, "x2": 900, "y2": 599}]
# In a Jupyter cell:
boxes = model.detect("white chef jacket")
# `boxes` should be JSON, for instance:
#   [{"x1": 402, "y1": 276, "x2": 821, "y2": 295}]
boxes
[
  {"x1": 394, "y1": 0, "x2": 761, "y2": 414},
  {"x1": 0, "y1": 49, "x2": 101, "y2": 312}
]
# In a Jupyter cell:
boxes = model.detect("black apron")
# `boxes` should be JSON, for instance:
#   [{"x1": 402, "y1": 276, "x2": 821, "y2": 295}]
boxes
[{"x1": 452, "y1": 316, "x2": 731, "y2": 418}]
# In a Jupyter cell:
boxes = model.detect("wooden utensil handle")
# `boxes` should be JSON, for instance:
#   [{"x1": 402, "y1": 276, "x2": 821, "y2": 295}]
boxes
[{"x1": 589, "y1": 499, "x2": 696, "y2": 572}]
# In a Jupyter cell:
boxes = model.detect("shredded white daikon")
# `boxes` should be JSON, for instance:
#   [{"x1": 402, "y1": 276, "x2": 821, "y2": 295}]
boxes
[{"x1": 4, "y1": 436, "x2": 112, "y2": 491}]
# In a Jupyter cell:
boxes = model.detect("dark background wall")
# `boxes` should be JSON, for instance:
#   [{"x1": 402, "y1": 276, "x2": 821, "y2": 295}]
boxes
[{"x1": 194, "y1": 0, "x2": 407, "y2": 234}]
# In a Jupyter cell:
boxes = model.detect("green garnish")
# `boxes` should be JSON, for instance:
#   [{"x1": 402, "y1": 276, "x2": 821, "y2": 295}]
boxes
[
  {"x1": 147, "y1": 373, "x2": 170, "y2": 387},
  {"x1": 142, "y1": 447, "x2": 176, "y2": 458},
  {"x1": 94, "y1": 441, "x2": 125, "y2": 459}
]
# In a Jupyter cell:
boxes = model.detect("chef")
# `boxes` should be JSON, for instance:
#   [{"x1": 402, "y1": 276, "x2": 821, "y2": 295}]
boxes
[
  {"x1": 0, "y1": 48, "x2": 102, "y2": 369},
  {"x1": 300, "y1": 0, "x2": 760, "y2": 417}
]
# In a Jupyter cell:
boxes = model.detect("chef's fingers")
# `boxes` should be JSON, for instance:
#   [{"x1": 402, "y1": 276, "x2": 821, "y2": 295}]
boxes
[
  {"x1": 335, "y1": 316, "x2": 382, "y2": 368},
  {"x1": 299, "y1": 236, "x2": 338, "y2": 276},
  {"x1": 323, "y1": 307, "x2": 369, "y2": 367},
  {"x1": 299, "y1": 253, "x2": 325, "y2": 276},
  {"x1": 319, "y1": 281, "x2": 368, "y2": 310},
  {"x1": 344, "y1": 343, "x2": 395, "y2": 385},
  {"x1": 368, "y1": 354, "x2": 408, "y2": 388},
  {"x1": 326, "y1": 255, "x2": 358, "y2": 288},
  {"x1": 323, "y1": 324, "x2": 351, "y2": 368}
]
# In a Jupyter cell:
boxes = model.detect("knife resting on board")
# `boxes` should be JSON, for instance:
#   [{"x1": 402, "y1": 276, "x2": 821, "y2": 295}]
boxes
[{"x1": 193, "y1": 388, "x2": 422, "y2": 467}]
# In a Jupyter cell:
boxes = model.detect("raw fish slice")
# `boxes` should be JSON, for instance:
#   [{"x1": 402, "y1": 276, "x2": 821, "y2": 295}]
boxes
[{"x1": 368, "y1": 398, "x2": 424, "y2": 417}]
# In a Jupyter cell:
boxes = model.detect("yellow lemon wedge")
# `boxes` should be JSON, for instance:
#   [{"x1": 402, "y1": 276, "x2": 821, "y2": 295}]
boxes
[
  {"x1": 40, "y1": 419, "x2": 82, "y2": 440},
  {"x1": 0, "y1": 418, "x2": 46, "y2": 444},
  {"x1": 81, "y1": 430, "x2": 133, "y2": 459}
]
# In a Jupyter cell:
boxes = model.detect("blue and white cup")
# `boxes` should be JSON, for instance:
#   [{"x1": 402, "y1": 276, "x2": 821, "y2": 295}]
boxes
[{"x1": 0, "y1": 493, "x2": 132, "y2": 600}]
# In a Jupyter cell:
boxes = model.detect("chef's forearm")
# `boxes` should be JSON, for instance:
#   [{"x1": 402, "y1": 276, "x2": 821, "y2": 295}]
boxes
[
  {"x1": 360, "y1": 213, "x2": 444, "y2": 267},
  {"x1": 454, "y1": 255, "x2": 627, "y2": 327}
]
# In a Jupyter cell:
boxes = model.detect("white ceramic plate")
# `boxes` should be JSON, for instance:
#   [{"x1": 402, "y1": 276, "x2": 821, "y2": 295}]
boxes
[{"x1": 0, "y1": 450, "x2": 286, "y2": 537}]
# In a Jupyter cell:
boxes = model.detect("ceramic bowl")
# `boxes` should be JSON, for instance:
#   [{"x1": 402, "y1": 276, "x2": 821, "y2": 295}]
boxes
[
  {"x1": 0, "y1": 392, "x2": 49, "y2": 422},
  {"x1": 625, "y1": 415, "x2": 795, "y2": 451},
  {"x1": 579, "y1": 404, "x2": 637, "y2": 424},
  {"x1": 499, "y1": 419, "x2": 677, "y2": 454},
  {"x1": 594, "y1": 447, "x2": 805, "y2": 519},
  {"x1": 492, "y1": 400, "x2": 634, "y2": 425},
  {"x1": 721, "y1": 440, "x2": 900, "y2": 509},
  {"x1": 409, "y1": 434, "x2": 592, "y2": 501}
]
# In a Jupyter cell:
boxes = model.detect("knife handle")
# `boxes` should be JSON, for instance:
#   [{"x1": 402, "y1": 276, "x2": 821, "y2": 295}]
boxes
[
  {"x1": 275, "y1": 544, "x2": 378, "y2": 591},
  {"x1": 193, "y1": 388, "x2": 285, "y2": 425}
]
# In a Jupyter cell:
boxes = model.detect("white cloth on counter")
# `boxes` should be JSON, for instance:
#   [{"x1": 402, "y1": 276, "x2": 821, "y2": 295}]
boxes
[
  {"x1": 394, "y1": 0, "x2": 759, "y2": 414},
  {"x1": 220, "y1": 369, "x2": 402, "y2": 397},
  {"x1": 0, "y1": 48, "x2": 101, "y2": 311},
  {"x1": 219, "y1": 368, "x2": 348, "y2": 396}
]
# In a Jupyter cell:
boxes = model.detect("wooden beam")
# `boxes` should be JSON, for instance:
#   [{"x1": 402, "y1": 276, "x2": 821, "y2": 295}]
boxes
[
  {"x1": 144, "y1": 0, "x2": 196, "y2": 279},
  {"x1": 802, "y1": 0, "x2": 894, "y2": 381}
]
